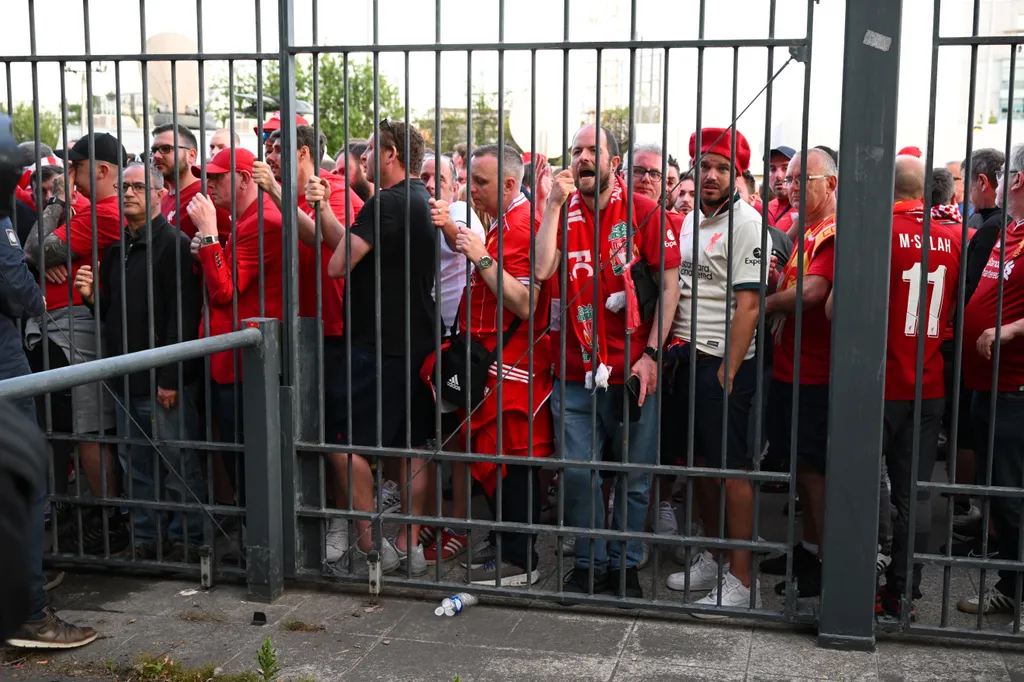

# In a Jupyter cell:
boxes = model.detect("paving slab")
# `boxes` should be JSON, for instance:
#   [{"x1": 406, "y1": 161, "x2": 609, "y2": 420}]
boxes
[{"x1": 747, "y1": 628, "x2": 878, "y2": 681}]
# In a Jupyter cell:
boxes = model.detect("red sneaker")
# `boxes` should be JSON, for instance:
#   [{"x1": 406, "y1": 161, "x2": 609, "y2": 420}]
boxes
[{"x1": 423, "y1": 530, "x2": 469, "y2": 565}]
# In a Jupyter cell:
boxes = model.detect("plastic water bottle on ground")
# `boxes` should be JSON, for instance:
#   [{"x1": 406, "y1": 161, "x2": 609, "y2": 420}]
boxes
[{"x1": 434, "y1": 592, "x2": 478, "y2": 616}]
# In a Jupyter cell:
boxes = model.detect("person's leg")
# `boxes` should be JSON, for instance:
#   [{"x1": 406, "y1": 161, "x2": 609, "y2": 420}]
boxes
[
  {"x1": 78, "y1": 441, "x2": 117, "y2": 498},
  {"x1": 495, "y1": 463, "x2": 538, "y2": 571},
  {"x1": 612, "y1": 387, "x2": 659, "y2": 570},
  {"x1": 160, "y1": 387, "x2": 205, "y2": 547},
  {"x1": 328, "y1": 452, "x2": 377, "y2": 551},
  {"x1": 552, "y1": 378, "x2": 610, "y2": 573},
  {"x1": 118, "y1": 397, "x2": 160, "y2": 550},
  {"x1": 882, "y1": 401, "x2": 914, "y2": 594},
  {"x1": 987, "y1": 392, "x2": 1024, "y2": 597},
  {"x1": 720, "y1": 357, "x2": 757, "y2": 587},
  {"x1": 878, "y1": 456, "x2": 893, "y2": 557}
]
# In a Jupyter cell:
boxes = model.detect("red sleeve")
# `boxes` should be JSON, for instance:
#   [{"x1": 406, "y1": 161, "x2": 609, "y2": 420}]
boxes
[
  {"x1": 807, "y1": 239, "x2": 836, "y2": 282},
  {"x1": 53, "y1": 201, "x2": 121, "y2": 258},
  {"x1": 496, "y1": 209, "x2": 535, "y2": 281},
  {"x1": 638, "y1": 202, "x2": 682, "y2": 270},
  {"x1": 198, "y1": 216, "x2": 280, "y2": 305},
  {"x1": 326, "y1": 179, "x2": 363, "y2": 225}
]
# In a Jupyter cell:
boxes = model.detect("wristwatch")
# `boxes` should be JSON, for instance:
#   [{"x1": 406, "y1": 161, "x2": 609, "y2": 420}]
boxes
[
  {"x1": 643, "y1": 346, "x2": 658, "y2": 361},
  {"x1": 477, "y1": 255, "x2": 494, "y2": 270},
  {"x1": 199, "y1": 235, "x2": 217, "y2": 247}
]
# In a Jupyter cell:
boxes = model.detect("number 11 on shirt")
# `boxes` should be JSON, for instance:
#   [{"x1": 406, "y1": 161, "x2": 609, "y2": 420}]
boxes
[{"x1": 902, "y1": 263, "x2": 947, "y2": 338}]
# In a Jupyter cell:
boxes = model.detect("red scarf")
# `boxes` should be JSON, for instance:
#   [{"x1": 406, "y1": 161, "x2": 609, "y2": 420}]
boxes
[{"x1": 565, "y1": 176, "x2": 640, "y2": 389}]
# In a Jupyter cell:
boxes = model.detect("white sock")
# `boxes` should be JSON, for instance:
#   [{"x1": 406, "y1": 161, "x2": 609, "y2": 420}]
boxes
[{"x1": 801, "y1": 540, "x2": 819, "y2": 555}]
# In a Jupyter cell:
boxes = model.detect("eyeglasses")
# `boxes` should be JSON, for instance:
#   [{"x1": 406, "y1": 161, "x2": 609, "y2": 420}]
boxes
[
  {"x1": 632, "y1": 166, "x2": 663, "y2": 182},
  {"x1": 997, "y1": 168, "x2": 1020, "y2": 183},
  {"x1": 782, "y1": 174, "x2": 828, "y2": 186},
  {"x1": 150, "y1": 144, "x2": 193, "y2": 156},
  {"x1": 121, "y1": 182, "x2": 151, "y2": 194}
]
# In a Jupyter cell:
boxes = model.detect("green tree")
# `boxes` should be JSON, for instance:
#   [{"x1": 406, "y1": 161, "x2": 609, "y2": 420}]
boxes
[
  {"x1": 596, "y1": 106, "x2": 632, "y2": 158},
  {"x1": 413, "y1": 92, "x2": 518, "y2": 154},
  {"x1": 316, "y1": 55, "x2": 401, "y2": 155},
  {"x1": 211, "y1": 58, "x2": 313, "y2": 122},
  {"x1": 1, "y1": 102, "x2": 61, "y2": 149}
]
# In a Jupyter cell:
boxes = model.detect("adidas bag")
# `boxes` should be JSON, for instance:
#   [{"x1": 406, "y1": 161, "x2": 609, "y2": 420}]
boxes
[{"x1": 435, "y1": 317, "x2": 521, "y2": 411}]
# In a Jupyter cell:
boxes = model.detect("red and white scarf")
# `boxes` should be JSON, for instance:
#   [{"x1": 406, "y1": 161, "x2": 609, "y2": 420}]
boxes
[{"x1": 564, "y1": 176, "x2": 641, "y2": 389}]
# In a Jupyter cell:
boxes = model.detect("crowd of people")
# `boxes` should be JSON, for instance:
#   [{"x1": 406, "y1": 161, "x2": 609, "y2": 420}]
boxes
[{"x1": 2, "y1": 102, "x2": 1024, "y2": 647}]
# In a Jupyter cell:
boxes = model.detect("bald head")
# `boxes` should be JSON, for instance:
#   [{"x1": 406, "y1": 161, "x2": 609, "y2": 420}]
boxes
[{"x1": 894, "y1": 155, "x2": 926, "y2": 201}]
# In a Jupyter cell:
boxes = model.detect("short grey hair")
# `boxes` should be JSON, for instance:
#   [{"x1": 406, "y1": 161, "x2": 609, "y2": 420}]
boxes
[
  {"x1": 633, "y1": 143, "x2": 663, "y2": 158},
  {"x1": 1012, "y1": 143, "x2": 1024, "y2": 183},
  {"x1": 471, "y1": 144, "x2": 524, "y2": 184},
  {"x1": 965, "y1": 148, "x2": 1004, "y2": 187},
  {"x1": 126, "y1": 162, "x2": 164, "y2": 190},
  {"x1": 791, "y1": 148, "x2": 837, "y2": 178},
  {"x1": 424, "y1": 152, "x2": 457, "y2": 184}
]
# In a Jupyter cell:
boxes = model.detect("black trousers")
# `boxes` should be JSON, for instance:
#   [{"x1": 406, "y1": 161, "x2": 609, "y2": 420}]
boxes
[
  {"x1": 883, "y1": 398, "x2": 943, "y2": 594},
  {"x1": 484, "y1": 462, "x2": 541, "y2": 571}
]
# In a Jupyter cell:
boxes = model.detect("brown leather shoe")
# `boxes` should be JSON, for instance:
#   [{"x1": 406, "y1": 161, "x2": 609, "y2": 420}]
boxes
[{"x1": 5, "y1": 606, "x2": 98, "y2": 649}]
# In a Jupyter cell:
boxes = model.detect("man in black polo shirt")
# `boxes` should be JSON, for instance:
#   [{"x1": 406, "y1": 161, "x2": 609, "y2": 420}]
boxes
[
  {"x1": 75, "y1": 162, "x2": 204, "y2": 562},
  {"x1": 327, "y1": 120, "x2": 435, "y2": 576}
]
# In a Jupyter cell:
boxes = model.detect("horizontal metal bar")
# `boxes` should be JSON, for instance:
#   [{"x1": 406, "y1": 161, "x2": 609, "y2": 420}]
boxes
[
  {"x1": 295, "y1": 508, "x2": 788, "y2": 554},
  {"x1": 49, "y1": 494, "x2": 246, "y2": 516},
  {"x1": 919, "y1": 481, "x2": 1024, "y2": 499},
  {"x1": 291, "y1": 37, "x2": 808, "y2": 53},
  {"x1": 300, "y1": 570, "x2": 819, "y2": 624},
  {"x1": 41, "y1": 432, "x2": 244, "y2": 453},
  {"x1": 46, "y1": 553, "x2": 246, "y2": 578},
  {"x1": 913, "y1": 551, "x2": 1024, "y2": 571},
  {"x1": 0, "y1": 327, "x2": 263, "y2": 402},
  {"x1": 877, "y1": 621, "x2": 1024, "y2": 644},
  {"x1": 294, "y1": 444, "x2": 791, "y2": 481},
  {"x1": 2, "y1": 52, "x2": 277, "y2": 63},
  {"x1": 938, "y1": 35, "x2": 1024, "y2": 46}
]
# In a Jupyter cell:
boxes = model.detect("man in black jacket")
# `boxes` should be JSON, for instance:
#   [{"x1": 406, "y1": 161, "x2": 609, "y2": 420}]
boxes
[{"x1": 74, "y1": 162, "x2": 205, "y2": 561}]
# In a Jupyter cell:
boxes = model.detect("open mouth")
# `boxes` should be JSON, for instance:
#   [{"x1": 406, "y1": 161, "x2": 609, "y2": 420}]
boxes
[{"x1": 579, "y1": 169, "x2": 595, "y2": 179}]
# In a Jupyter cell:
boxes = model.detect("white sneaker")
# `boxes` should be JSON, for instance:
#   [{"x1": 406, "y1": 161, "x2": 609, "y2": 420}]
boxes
[
  {"x1": 656, "y1": 501, "x2": 678, "y2": 535},
  {"x1": 325, "y1": 518, "x2": 348, "y2": 563},
  {"x1": 560, "y1": 535, "x2": 576, "y2": 557},
  {"x1": 692, "y1": 572, "x2": 762, "y2": 619},
  {"x1": 667, "y1": 550, "x2": 729, "y2": 592},
  {"x1": 637, "y1": 542, "x2": 651, "y2": 570}
]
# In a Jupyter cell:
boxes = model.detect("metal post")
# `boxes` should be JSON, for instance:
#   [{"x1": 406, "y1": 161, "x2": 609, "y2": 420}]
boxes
[
  {"x1": 242, "y1": 318, "x2": 284, "y2": 602},
  {"x1": 818, "y1": 0, "x2": 904, "y2": 651}
]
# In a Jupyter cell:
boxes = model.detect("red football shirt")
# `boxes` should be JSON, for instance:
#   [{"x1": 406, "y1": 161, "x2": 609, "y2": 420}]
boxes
[
  {"x1": 768, "y1": 196, "x2": 794, "y2": 234},
  {"x1": 942, "y1": 226, "x2": 976, "y2": 342},
  {"x1": 296, "y1": 173, "x2": 363, "y2": 338},
  {"x1": 885, "y1": 201, "x2": 963, "y2": 400},
  {"x1": 555, "y1": 196, "x2": 682, "y2": 384},
  {"x1": 962, "y1": 220, "x2": 1024, "y2": 392},
  {"x1": 198, "y1": 194, "x2": 284, "y2": 384},
  {"x1": 47, "y1": 194, "x2": 123, "y2": 311},
  {"x1": 459, "y1": 193, "x2": 549, "y2": 361},
  {"x1": 162, "y1": 180, "x2": 234, "y2": 243},
  {"x1": 772, "y1": 215, "x2": 836, "y2": 385}
]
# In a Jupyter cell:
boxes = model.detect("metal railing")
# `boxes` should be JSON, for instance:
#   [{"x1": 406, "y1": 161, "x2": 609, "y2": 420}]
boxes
[{"x1": 5, "y1": 0, "x2": 1024, "y2": 651}]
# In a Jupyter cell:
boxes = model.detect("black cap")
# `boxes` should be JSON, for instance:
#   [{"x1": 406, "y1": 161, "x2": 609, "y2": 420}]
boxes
[{"x1": 57, "y1": 133, "x2": 127, "y2": 166}]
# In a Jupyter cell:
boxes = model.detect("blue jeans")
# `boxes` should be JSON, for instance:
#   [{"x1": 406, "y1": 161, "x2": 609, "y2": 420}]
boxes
[
  {"x1": 550, "y1": 378, "x2": 659, "y2": 571},
  {"x1": 116, "y1": 389, "x2": 204, "y2": 548}
]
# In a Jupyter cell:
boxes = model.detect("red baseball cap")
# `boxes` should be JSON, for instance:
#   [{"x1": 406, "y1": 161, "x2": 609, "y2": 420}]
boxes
[
  {"x1": 688, "y1": 127, "x2": 752, "y2": 172},
  {"x1": 254, "y1": 112, "x2": 310, "y2": 136},
  {"x1": 898, "y1": 146, "x2": 922, "y2": 158},
  {"x1": 192, "y1": 148, "x2": 256, "y2": 177}
]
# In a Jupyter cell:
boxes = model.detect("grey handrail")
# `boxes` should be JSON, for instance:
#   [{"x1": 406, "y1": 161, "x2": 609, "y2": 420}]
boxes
[{"x1": 0, "y1": 327, "x2": 264, "y2": 402}]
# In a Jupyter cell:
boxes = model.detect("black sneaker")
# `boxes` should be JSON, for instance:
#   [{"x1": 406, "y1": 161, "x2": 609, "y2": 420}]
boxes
[
  {"x1": 774, "y1": 555, "x2": 822, "y2": 597},
  {"x1": 607, "y1": 567, "x2": 643, "y2": 600},
  {"x1": 6, "y1": 606, "x2": 98, "y2": 649},
  {"x1": 940, "y1": 535, "x2": 999, "y2": 559},
  {"x1": 167, "y1": 541, "x2": 202, "y2": 564},
  {"x1": 760, "y1": 542, "x2": 816, "y2": 576},
  {"x1": 560, "y1": 566, "x2": 610, "y2": 603},
  {"x1": 81, "y1": 511, "x2": 130, "y2": 555}
]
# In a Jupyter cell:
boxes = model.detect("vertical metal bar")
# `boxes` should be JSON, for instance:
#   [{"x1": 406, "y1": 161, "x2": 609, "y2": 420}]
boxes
[
  {"x1": 588, "y1": 46, "x2": 602, "y2": 595},
  {"x1": 241, "y1": 318, "x2": 283, "y2": 601},
  {"x1": 278, "y1": 0, "x2": 299, "y2": 393},
  {"x1": 402, "y1": 48, "x2": 412, "y2": 572},
  {"x1": 907, "y1": 0, "x2": 944, "y2": 627},
  {"x1": 942, "y1": 0, "x2": 981, "y2": 630},
  {"x1": 431, "y1": 0, "x2": 442, "y2": 583},
  {"x1": 681, "y1": 0, "x2": 708, "y2": 601},
  {"x1": 256, "y1": 1, "x2": 265, "y2": 321},
  {"x1": 462, "y1": 49, "x2": 475, "y2": 571},
  {"x1": 819, "y1": 0, "x2": 903, "y2": 650},
  {"x1": 554, "y1": 0, "x2": 570, "y2": 594},
  {"x1": 495, "y1": 0, "x2": 506, "y2": 581},
  {"x1": 371, "y1": 0, "x2": 384, "y2": 563}
]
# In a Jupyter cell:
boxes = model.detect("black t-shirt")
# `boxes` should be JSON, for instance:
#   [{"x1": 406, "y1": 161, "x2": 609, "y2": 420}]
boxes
[
  {"x1": 964, "y1": 209, "x2": 1006, "y2": 306},
  {"x1": 348, "y1": 178, "x2": 437, "y2": 356}
]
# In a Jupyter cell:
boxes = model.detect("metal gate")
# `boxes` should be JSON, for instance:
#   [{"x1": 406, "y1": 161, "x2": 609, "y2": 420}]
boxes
[{"x1": 4, "y1": 0, "x2": 1024, "y2": 650}]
